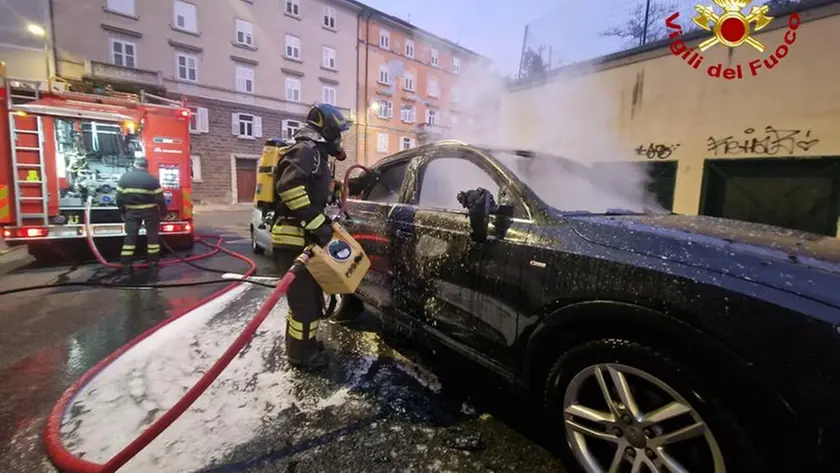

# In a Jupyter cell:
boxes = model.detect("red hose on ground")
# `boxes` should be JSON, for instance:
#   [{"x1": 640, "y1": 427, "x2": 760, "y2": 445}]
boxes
[
  {"x1": 82, "y1": 199, "x2": 221, "y2": 269},
  {"x1": 44, "y1": 238, "x2": 261, "y2": 473}
]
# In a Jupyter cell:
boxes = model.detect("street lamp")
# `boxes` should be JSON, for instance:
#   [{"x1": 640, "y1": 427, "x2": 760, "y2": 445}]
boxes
[{"x1": 25, "y1": 23, "x2": 51, "y2": 88}]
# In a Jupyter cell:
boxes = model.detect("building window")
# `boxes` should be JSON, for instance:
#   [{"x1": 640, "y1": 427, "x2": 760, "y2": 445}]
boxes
[
  {"x1": 379, "y1": 29, "x2": 390, "y2": 49},
  {"x1": 430, "y1": 48, "x2": 439, "y2": 66},
  {"x1": 110, "y1": 39, "x2": 136, "y2": 68},
  {"x1": 106, "y1": 0, "x2": 135, "y2": 16},
  {"x1": 285, "y1": 34, "x2": 300, "y2": 60},
  {"x1": 190, "y1": 155, "x2": 203, "y2": 182},
  {"x1": 235, "y1": 19, "x2": 254, "y2": 47},
  {"x1": 403, "y1": 72, "x2": 414, "y2": 91},
  {"x1": 377, "y1": 133, "x2": 389, "y2": 153},
  {"x1": 375, "y1": 99, "x2": 392, "y2": 119},
  {"x1": 450, "y1": 87, "x2": 459, "y2": 103},
  {"x1": 176, "y1": 53, "x2": 198, "y2": 82},
  {"x1": 426, "y1": 109, "x2": 438, "y2": 125},
  {"x1": 453, "y1": 57, "x2": 461, "y2": 73},
  {"x1": 322, "y1": 86, "x2": 336, "y2": 105},
  {"x1": 285, "y1": 77, "x2": 301, "y2": 102},
  {"x1": 378, "y1": 65, "x2": 390, "y2": 85},
  {"x1": 285, "y1": 0, "x2": 299, "y2": 17},
  {"x1": 323, "y1": 6, "x2": 336, "y2": 29},
  {"x1": 282, "y1": 119, "x2": 301, "y2": 140},
  {"x1": 428, "y1": 78, "x2": 438, "y2": 98},
  {"x1": 401, "y1": 137, "x2": 415, "y2": 150},
  {"x1": 232, "y1": 112, "x2": 262, "y2": 138},
  {"x1": 400, "y1": 104, "x2": 415, "y2": 123},
  {"x1": 188, "y1": 106, "x2": 209, "y2": 133},
  {"x1": 236, "y1": 65, "x2": 254, "y2": 93},
  {"x1": 322, "y1": 47, "x2": 336, "y2": 69},
  {"x1": 173, "y1": 1, "x2": 198, "y2": 33},
  {"x1": 405, "y1": 39, "x2": 414, "y2": 58}
]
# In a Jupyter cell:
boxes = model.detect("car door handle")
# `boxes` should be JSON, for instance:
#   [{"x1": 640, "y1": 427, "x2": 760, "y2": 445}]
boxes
[{"x1": 396, "y1": 229, "x2": 413, "y2": 239}]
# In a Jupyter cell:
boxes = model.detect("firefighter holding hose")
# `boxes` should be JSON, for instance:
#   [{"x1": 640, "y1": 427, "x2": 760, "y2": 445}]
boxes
[
  {"x1": 271, "y1": 103, "x2": 350, "y2": 370},
  {"x1": 116, "y1": 157, "x2": 167, "y2": 276}
]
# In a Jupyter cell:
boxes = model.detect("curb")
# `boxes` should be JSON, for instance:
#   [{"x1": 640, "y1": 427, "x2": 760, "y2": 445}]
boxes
[{"x1": 0, "y1": 246, "x2": 35, "y2": 277}]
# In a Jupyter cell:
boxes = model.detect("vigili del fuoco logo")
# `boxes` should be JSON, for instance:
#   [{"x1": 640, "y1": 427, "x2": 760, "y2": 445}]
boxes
[{"x1": 666, "y1": 0, "x2": 801, "y2": 79}]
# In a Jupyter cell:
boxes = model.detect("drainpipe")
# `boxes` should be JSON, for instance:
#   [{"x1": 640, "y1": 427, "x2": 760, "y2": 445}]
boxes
[
  {"x1": 362, "y1": 9, "x2": 373, "y2": 165},
  {"x1": 355, "y1": 6, "x2": 364, "y2": 165},
  {"x1": 48, "y1": 0, "x2": 58, "y2": 83}
]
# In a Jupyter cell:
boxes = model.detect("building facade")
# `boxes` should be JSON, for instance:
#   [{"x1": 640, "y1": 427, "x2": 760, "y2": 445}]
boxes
[
  {"x1": 0, "y1": 0, "x2": 53, "y2": 82},
  {"x1": 52, "y1": 0, "x2": 360, "y2": 203},
  {"x1": 502, "y1": 3, "x2": 840, "y2": 238},
  {"x1": 353, "y1": 6, "x2": 489, "y2": 166}
]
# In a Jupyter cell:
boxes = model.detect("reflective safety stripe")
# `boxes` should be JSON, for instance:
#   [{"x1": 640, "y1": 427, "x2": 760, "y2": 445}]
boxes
[
  {"x1": 279, "y1": 185, "x2": 306, "y2": 202},
  {"x1": 148, "y1": 244, "x2": 160, "y2": 254},
  {"x1": 286, "y1": 312, "x2": 319, "y2": 340},
  {"x1": 271, "y1": 224, "x2": 305, "y2": 247},
  {"x1": 122, "y1": 245, "x2": 136, "y2": 250},
  {"x1": 304, "y1": 213, "x2": 326, "y2": 231},
  {"x1": 125, "y1": 203, "x2": 157, "y2": 209},
  {"x1": 285, "y1": 194, "x2": 310, "y2": 210},
  {"x1": 117, "y1": 187, "x2": 163, "y2": 194},
  {"x1": 120, "y1": 251, "x2": 133, "y2": 256}
]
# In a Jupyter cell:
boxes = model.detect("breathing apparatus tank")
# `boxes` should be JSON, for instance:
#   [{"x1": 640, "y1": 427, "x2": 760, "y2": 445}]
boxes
[{"x1": 254, "y1": 138, "x2": 293, "y2": 210}]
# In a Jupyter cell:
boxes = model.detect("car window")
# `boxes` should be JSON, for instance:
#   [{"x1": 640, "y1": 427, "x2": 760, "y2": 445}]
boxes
[
  {"x1": 366, "y1": 161, "x2": 408, "y2": 203},
  {"x1": 418, "y1": 156, "x2": 499, "y2": 211}
]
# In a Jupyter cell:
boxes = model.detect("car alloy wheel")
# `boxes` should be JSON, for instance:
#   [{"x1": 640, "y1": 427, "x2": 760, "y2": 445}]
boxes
[
  {"x1": 323, "y1": 292, "x2": 343, "y2": 318},
  {"x1": 562, "y1": 362, "x2": 726, "y2": 473},
  {"x1": 250, "y1": 228, "x2": 264, "y2": 254}
]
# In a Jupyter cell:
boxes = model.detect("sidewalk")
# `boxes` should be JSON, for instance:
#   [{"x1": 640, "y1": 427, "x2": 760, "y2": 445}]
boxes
[
  {"x1": 193, "y1": 203, "x2": 252, "y2": 214},
  {"x1": 0, "y1": 238, "x2": 35, "y2": 277}
]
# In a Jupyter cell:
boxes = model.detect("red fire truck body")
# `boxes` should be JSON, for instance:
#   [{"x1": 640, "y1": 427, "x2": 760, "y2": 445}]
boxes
[{"x1": 0, "y1": 78, "x2": 194, "y2": 256}]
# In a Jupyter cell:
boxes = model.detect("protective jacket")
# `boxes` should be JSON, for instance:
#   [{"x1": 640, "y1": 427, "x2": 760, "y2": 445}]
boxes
[
  {"x1": 116, "y1": 169, "x2": 167, "y2": 216},
  {"x1": 271, "y1": 139, "x2": 333, "y2": 249}
]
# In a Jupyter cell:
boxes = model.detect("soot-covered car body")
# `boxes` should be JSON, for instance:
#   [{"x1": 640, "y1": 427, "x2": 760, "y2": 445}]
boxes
[{"x1": 341, "y1": 140, "x2": 840, "y2": 473}]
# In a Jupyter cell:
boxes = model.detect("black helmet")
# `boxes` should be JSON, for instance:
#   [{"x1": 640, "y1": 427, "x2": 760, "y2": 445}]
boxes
[{"x1": 306, "y1": 103, "x2": 350, "y2": 143}]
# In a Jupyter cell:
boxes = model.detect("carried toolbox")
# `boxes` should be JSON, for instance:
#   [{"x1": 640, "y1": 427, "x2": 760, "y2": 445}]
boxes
[{"x1": 306, "y1": 223, "x2": 371, "y2": 295}]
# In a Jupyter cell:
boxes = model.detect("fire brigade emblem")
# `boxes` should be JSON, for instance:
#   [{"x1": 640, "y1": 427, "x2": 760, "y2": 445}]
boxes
[
  {"x1": 327, "y1": 240, "x2": 352, "y2": 261},
  {"x1": 693, "y1": 0, "x2": 774, "y2": 51}
]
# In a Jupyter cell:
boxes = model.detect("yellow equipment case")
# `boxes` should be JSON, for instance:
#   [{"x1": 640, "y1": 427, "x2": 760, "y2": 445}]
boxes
[{"x1": 254, "y1": 138, "x2": 292, "y2": 209}]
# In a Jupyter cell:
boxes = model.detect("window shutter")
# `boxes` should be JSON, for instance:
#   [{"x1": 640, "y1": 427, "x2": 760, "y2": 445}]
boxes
[
  {"x1": 231, "y1": 112, "x2": 239, "y2": 135},
  {"x1": 236, "y1": 70, "x2": 245, "y2": 92},
  {"x1": 425, "y1": 109, "x2": 430, "y2": 124},
  {"x1": 254, "y1": 116, "x2": 263, "y2": 138},
  {"x1": 198, "y1": 107, "x2": 209, "y2": 133}
]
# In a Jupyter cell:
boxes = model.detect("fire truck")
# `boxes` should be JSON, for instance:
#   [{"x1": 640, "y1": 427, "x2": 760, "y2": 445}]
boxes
[{"x1": 0, "y1": 75, "x2": 195, "y2": 260}]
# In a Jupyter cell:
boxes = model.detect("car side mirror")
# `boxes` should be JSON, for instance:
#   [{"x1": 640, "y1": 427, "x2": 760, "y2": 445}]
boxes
[
  {"x1": 257, "y1": 223, "x2": 267, "y2": 230},
  {"x1": 457, "y1": 188, "x2": 493, "y2": 243}
]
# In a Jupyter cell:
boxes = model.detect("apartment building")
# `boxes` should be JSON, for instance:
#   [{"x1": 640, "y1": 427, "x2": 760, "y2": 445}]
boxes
[
  {"x1": 354, "y1": 6, "x2": 491, "y2": 165},
  {"x1": 52, "y1": 0, "x2": 361, "y2": 204}
]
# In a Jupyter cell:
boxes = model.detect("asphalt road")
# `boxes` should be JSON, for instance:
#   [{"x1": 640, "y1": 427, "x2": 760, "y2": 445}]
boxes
[{"x1": 0, "y1": 208, "x2": 565, "y2": 473}]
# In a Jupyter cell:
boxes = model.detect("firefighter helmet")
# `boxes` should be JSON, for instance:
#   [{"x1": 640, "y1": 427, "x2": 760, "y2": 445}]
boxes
[{"x1": 306, "y1": 103, "x2": 350, "y2": 143}]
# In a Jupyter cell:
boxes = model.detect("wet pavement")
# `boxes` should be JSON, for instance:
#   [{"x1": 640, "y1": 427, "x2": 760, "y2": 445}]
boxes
[{"x1": 0, "y1": 208, "x2": 565, "y2": 473}]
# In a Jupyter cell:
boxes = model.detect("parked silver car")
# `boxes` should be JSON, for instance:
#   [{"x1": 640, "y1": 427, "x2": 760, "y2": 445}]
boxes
[{"x1": 249, "y1": 205, "x2": 345, "y2": 317}]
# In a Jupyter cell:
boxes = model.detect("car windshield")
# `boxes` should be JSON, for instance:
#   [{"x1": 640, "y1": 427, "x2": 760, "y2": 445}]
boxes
[{"x1": 491, "y1": 150, "x2": 662, "y2": 215}]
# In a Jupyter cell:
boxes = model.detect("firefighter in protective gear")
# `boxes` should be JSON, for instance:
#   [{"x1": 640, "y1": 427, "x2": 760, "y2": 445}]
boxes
[
  {"x1": 272, "y1": 103, "x2": 350, "y2": 370},
  {"x1": 116, "y1": 157, "x2": 168, "y2": 276}
]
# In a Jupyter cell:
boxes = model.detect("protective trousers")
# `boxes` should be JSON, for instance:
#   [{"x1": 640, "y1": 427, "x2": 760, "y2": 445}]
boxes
[
  {"x1": 274, "y1": 248, "x2": 325, "y2": 365},
  {"x1": 121, "y1": 208, "x2": 161, "y2": 265}
]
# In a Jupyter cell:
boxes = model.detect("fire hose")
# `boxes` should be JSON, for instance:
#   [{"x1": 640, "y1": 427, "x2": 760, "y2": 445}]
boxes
[{"x1": 40, "y1": 165, "x2": 373, "y2": 472}]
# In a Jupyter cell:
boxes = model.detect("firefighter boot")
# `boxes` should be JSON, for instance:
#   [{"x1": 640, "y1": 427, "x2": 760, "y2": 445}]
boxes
[{"x1": 285, "y1": 313, "x2": 328, "y2": 370}]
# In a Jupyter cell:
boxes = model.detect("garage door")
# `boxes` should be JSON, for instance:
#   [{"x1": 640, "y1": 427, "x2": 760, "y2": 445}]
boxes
[
  {"x1": 592, "y1": 161, "x2": 678, "y2": 211},
  {"x1": 700, "y1": 158, "x2": 840, "y2": 237},
  {"x1": 236, "y1": 158, "x2": 257, "y2": 203}
]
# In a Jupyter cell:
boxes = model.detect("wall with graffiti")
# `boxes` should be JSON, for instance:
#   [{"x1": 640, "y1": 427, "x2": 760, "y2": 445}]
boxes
[{"x1": 501, "y1": 4, "x2": 840, "y2": 216}]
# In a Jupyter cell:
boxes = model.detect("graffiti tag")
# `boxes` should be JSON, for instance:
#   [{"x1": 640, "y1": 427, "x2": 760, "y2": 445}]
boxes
[
  {"x1": 635, "y1": 143, "x2": 680, "y2": 160},
  {"x1": 707, "y1": 126, "x2": 820, "y2": 156}
]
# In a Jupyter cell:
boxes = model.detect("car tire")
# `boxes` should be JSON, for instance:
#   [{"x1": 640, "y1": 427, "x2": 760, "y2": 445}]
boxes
[
  {"x1": 327, "y1": 293, "x2": 363, "y2": 325},
  {"x1": 542, "y1": 338, "x2": 766, "y2": 473},
  {"x1": 250, "y1": 227, "x2": 264, "y2": 255}
]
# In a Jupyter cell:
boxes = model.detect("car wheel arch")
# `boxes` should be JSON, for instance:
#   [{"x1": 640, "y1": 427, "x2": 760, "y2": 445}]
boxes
[{"x1": 521, "y1": 300, "x2": 799, "y2": 442}]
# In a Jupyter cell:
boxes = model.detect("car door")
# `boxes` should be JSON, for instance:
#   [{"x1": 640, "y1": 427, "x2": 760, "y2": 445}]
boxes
[
  {"x1": 393, "y1": 146, "x2": 532, "y2": 370},
  {"x1": 342, "y1": 158, "x2": 412, "y2": 313}
]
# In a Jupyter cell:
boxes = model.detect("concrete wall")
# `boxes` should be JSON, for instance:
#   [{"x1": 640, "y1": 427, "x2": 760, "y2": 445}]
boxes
[{"x1": 501, "y1": 4, "x2": 840, "y2": 215}]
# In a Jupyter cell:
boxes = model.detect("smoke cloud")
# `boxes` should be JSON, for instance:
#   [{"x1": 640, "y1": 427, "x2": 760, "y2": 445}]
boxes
[{"x1": 443, "y1": 60, "x2": 661, "y2": 215}]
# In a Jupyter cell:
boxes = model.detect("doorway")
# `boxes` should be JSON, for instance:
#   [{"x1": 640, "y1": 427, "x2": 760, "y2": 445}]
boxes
[
  {"x1": 235, "y1": 158, "x2": 257, "y2": 203},
  {"x1": 700, "y1": 158, "x2": 840, "y2": 237}
]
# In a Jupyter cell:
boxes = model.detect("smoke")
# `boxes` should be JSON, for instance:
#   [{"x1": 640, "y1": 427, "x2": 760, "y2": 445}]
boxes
[{"x1": 443, "y1": 60, "x2": 661, "y2": 214}]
